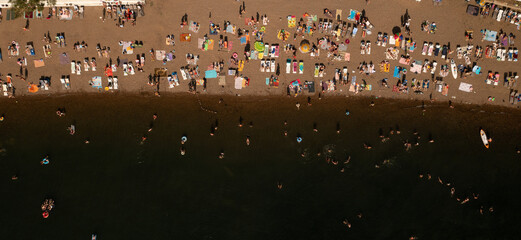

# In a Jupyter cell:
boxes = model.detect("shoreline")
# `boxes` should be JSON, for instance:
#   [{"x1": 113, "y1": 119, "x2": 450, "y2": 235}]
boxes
[{"x1": 3, "y1": 91, "x2": 521, "y2": 115}]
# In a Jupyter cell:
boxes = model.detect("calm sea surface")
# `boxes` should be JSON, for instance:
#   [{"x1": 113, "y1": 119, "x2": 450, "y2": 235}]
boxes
[{"x1": 1, "y1": 95, "x2": 521, "y2": 239}]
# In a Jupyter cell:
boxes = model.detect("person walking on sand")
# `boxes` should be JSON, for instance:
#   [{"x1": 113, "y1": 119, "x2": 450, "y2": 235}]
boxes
[{"x1": 23, "y1": 19, "x2": 29, "y2": 31}]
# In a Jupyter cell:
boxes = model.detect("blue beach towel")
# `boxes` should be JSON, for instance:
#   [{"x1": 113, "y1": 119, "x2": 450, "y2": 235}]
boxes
[
  {"x1": 393, "y1": 66, "x2": 401, "y2": 78},
  {"x1": 205, "y1": 70, "x2": 217, "y2": 79}
]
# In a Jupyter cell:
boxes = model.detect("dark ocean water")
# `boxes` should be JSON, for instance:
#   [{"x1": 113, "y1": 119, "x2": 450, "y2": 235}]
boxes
[{"x1": 1, "y1": 94, "x2": 521, "y2": 239}]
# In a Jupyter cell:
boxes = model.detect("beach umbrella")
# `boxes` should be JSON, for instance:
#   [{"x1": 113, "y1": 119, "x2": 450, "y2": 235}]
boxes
[
  {"x1": 28, "y1": 84, "x2": 38, "y2": 93},
  {"x1": 392, "y1": 26, "x2": 401, "y2": 36},
  {"x1": 254, "y1": 41, "x2": 265, "y2": 52},
  {"x1": 299, "y1": 40, "x2": 310, "y2": 53}
]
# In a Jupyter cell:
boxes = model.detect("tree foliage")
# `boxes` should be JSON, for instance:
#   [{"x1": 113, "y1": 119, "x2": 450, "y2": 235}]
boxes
[{"x1": 9, "y1": 0, "x2": 56, "y2": 17}]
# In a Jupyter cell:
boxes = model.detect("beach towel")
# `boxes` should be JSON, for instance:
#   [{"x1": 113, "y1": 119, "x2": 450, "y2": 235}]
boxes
[
  {"x1": 335, "y1": 9, "x2": 342, "y2": 21},
  {"x1": 344, "y1": 53, "x2": 350, "y2": 62},
  {"x1": 393, "y1": 66, "x2": 401, "y2": 78},
  {"x1": 196, "y1": 80, "x2": 205, "y2": 86},
  {"x1": 288, "y1": 15, "x2": 296, "y2": 28},
  {"x1": 240, "y1": 36, "x2": 247, "y2": 45},
  {"x1": 338, "y1": 44, "x2": 348, "y2": 52},
  {"x1": 235, "y1": 77, "x2": 244, "y2": 89},
  {"x1": 34, "y1": 59, "x2": 45, "y2": 68},
  {"x1": 198, "y1": 38, "x2": 204, "y2": 49},
  {"x1": 219, "y1": 76, "x2": 226, "y2": 86},
  {"x1": 304, "y1": 81, "x2": 315, "y2": 93},
  {"x1": 466, "y1": 5, "x2": 480, "y2": 16},
  {"x1": 91, "y1": 76, "x2": 102, "y2": 89},
  {"x1": 399, "y1": 57, "x2": 409, "y2": 65},
  {"x1": 226, "y1": 25, "x2": 236, "y2": 34},
  {"x1": 155, "y1": 50, "x2": 166, "y2": 60},
  {"x1": 154, "y1": 68, "x2": 168, "y2": 77},
  {"x1": 59, "y1": 53, "x2": 70, "y2": 65},
  {"x1": 458, "y1": 82, "x2": 473, "y2": 92},
  {"x1": 410, "y1": 60, "x2": 422, "y2": 74},
  {"x1": 205, "y1": 70, "x2": 217, "y2": 79},
  {"x1": 483, "y1": 30, "x2": 497, "y2": 42},
  {"x1": 347, "y1": 9, "x2": 357, "y2": 21},
  {"x1": 189, "y1": 21, "x2": 199, "y2": 33},
  {"x1": 180, "y1": 33, "x2": 192, "y2": 42},
  {"x1": 122, "y1": 41, "x2": 133, "y2": 54},
  {"x1": 208, "y1": 39, "x2": 214, "y2": 50}
]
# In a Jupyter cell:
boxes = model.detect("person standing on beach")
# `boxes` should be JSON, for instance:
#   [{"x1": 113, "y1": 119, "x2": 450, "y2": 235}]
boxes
[{"x1": 23, "y1": 19, "x2": 29, "y2": 31}]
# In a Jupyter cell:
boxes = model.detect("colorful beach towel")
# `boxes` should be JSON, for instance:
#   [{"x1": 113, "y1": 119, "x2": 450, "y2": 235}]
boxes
[
  {"x1": 91, "y1": 76, "x2": 102, "y2": 89},
  {"x1": 205, "y1": 70, "x2": 217, "y2": 79}
]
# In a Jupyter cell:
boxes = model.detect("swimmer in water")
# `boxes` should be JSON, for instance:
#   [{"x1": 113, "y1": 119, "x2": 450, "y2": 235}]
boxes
[
  {"x1": 210, "y1": 126, "x2": 215, "y2": 136},
  {"x1": 148, "y1": 122, "x2": 153, "y2": 132},
  {"x1": 370, "y1": 101, "x2": 375, "y2": 107},
  {"x1": 238, "y1": 117, "x2": 243, "y2": 127},
  {"x1": 296, "y1": 102, "x2": 300, "y2": 110},
  {"x1": 180, "y1": 146, "x2": 186, "y2": 155},
  {"x1": 141, "y1": 135, "x2": 147, "y2": 144},
  {"x1": 313, "y1": 122, "x2": 318, "y2": 132},
  {"x1": 218, "y1": 150, "x2": 225, "y2": 159},
  {"x1": 336, "y1": 122, "x2": 341, "y2": 134},
  {"x1": 277, "y1": 181, "x2": 283, "y2": 189},
  {"x1": 342, "y1": 219, "x2": 352, "y2": 228},
  {"x1": 345, "y1": 109, "x2": 350, "y2": 116},
  {"x1": 153, "y1": 113, "x2": 158, "y2": 120},
  {"x1": 363, "y1": 143, "x2": 372, "y2": 150},
  {"x1": 41, "y1": 156, "x2": 50, "y2": 165},
  {"x1": 451, "y1": 188, "x2": 455, "y2": 196},
  {"x1": 246, "y1": 136, "x2": 250, "y2": 146},
  {"x1": 283, "y1": 130, "x2": 288, "y2": 136},
  {"x1": 249, "y1": 121, "x2": 253, "y2": 128},
  {"x1": 284, "y1": 120, "x2": 287, "y2": 126},
  {"x1": 68, "y1": 124, "x2": 76, "y2": 135},
  {"x1": 214, "y1": 119, "x2": 219, "y2": 130},
  {"x1": 85, "y1": 138, "x2": 90, "y2": 144},
  {"x1": 181, "y1": 136, "x2": 188, "y2": 144},
  {"x1": 428, "y1": 133, "x2": 434, "y2": 143}
]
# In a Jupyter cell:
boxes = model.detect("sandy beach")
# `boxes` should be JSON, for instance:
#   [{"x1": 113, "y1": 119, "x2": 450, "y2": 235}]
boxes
[{"x1": 0, "y1": 0, "x2": 519, "y2": 108}]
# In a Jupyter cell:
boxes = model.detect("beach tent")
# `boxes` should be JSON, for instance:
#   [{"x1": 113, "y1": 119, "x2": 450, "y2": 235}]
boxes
[{"x1": 299, "y1": 40, "x2": 310, "y2": 53}]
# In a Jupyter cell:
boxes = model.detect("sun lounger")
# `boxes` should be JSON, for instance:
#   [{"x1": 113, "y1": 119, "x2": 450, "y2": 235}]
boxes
[
  {"x1": 71, "y1": 61, "x2": 76, "y2": 74},
  {"x1": 76, "y1": 61, "x2": 81, "y2": 75},
  {"x1": 112, "y1": 76, "x2": 119, "y2": 90},
  {"x1": 107, "y1": 77, "x2": 113, "y2": 90}
]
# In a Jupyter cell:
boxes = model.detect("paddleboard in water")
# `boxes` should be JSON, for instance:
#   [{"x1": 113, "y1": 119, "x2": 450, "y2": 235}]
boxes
[
  {"x1": 451, "y1": 59, "x2": 457, "y2": 79},
  {"x1": 480, "y1": 129, "x2": 489, "y2": 148}
]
